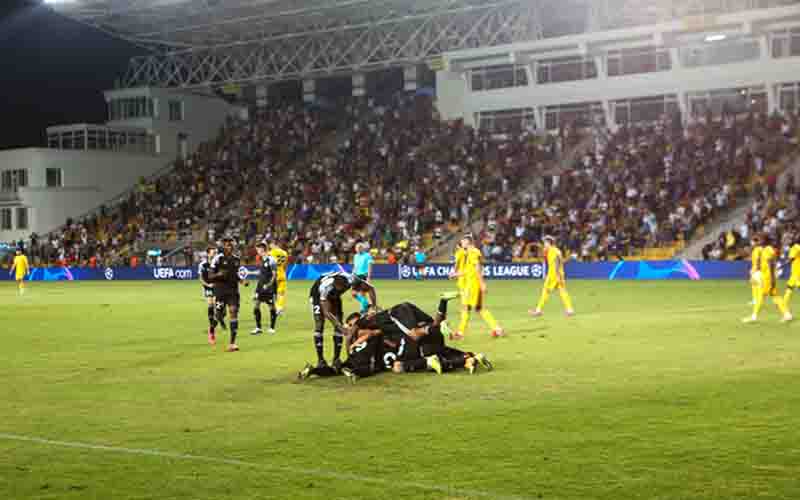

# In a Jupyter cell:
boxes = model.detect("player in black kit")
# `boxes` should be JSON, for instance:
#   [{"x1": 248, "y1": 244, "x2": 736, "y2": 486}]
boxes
[
  {"x1": 209, "y1": 238, "x2": 249, "y2": 352},
  {"x1": 199, "y1": 246, "x2": 220, "y2": 344},
  {"x1": 308, "y1": 271, "x2": 376, "y2": 371},
  {"x1": 252, "y1": 243, "x2": 279, "y2": 335}
]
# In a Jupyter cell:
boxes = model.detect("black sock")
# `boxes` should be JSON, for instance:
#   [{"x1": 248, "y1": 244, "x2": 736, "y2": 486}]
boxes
[
  {"x1": 253, "y1": 308, "x2": 262, "y2": 329},
  {"x1": 314, "y1": 333, "x2": 324, "y2": 362},
  {"x1": 333, "y1": 334, "x2": 343, "y2": 361},
  {"x1": 269, "y1": 308, "x2": 277, "y2": 329},
  {"x1": 441, "y1": 356, "x2": 466, "y2": 371},
  {"x1": 207, "y1": 305, "x2": 217, "y2": 328},
  {"x1": 438, "y1": 299, "x2": 448, "y2": 316},
  {"x1": 404, "y1": 358, "x2": 428, "y2": 372},
  {"x1": 230, "y1": 319, "x2": 238, "y2": 344}
]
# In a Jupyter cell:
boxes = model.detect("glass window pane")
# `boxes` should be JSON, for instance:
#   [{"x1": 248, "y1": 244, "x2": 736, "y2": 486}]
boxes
[{"x1": 16, "y1": 208, "x2": 28, "y2": 230}]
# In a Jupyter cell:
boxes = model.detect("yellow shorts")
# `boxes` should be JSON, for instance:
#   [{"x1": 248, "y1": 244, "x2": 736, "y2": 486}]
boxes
[
  {"x1": 788, "y1": 273, "x2": 800, "y2": 289},
  {"x1": 544, "y1": 276, "x2": 565, "y2": 292},
  {"x1": 463, "y1": 283, "x2": 484, "y2": 308},
  {"x1": 15, "y1": 274, "x2": 25, "y2": 282},
  {"x1": 276, "y1": 278, "x2": 287, "y2": 295},
  {"x1": 761, "y1": 280, "x2": 779, "y2": 297}
]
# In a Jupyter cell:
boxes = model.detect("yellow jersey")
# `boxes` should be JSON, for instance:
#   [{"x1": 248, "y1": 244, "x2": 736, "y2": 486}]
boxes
[
  {"x1": 13, "y1": 255, "x2": 29, "y2": 278},
  {"x1": 464, "y1": 247, "x2": 483, "y2": 285},
  {"x1": 454, "y1": 247, "x2": 466, "y2": 288},
  {"x1": 790, "y1": 244, "x2": 800, "y2": 278},
  {"x1": 760, "y1": 245, "x2": 777, "y2": 281},
  {"x1": 269, "y1": 247, "x2": 288, "y2": 280},
  {"x1": 545, "y1": 247, "x2": 564, "y2": 281},
  {"x1": 751, "y1": 245, "x2": 763, "y2": 273}
]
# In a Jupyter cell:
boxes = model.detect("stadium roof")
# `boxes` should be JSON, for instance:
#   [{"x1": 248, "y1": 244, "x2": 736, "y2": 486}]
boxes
[{"x1": 49, "y1": 0, "x2": 800, "y2": 88}]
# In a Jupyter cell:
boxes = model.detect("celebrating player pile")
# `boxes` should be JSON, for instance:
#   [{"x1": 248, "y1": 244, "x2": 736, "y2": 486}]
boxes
[{"x1": 298, "y1": 292, "x2": 491, "y2": 383}]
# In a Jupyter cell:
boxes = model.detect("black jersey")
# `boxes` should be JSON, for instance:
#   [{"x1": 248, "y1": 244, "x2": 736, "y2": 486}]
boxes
[
  {"x1": 210, "y1": 252, "x2": 242, "y2": 293},
  {"x1": 357, "y1": 302, "x2": 433, "y2": 342},
  {"x1": 309, "y1": 271, "x2": 366, "y2": 302},
  {"x1": 256, "y1": 255, "x2": 277, "y2": 293},
  {"x1": 198, "y1": 260, "x2": 213, "y2": 290}
]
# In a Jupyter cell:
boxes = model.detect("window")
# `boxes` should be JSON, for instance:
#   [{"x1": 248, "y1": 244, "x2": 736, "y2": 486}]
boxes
[
  {"x1": 169, "y1": 100, "x2": 184, "y2": 121},
  {"x1": 477, "y1": 108, "x2": 536, "y2": 132},
  {"x1": 607, "y1": 46, "x2": 671, "y2": 77},
  {"x1": 543, "y1": 102, "x2": 603, "y2": 130},
  {"x1": 612, "y1": 95, "x2": 679, "y2": 125},
  {"x1": 108, "y1": 96, "x2": 154, "y2": 121},
  {"x1": 780, "y1": 82, "x2": 800, "y2": 113},
  {"x1": 688, "y1": 86, "x2": 767, "y2": 116},
  {"x1": 15, "y1": 207, "x2": 28, "y2": 230},
  {"x1": 1, "y1": 169, "x2": 28, "y2": 192},
  {"x1": 0, "y1": 209, "x2": 11, "y2": 230},
  {"x1": 771, "y1": 28, "x2": 800, "y2": 58},
  {"x1": 470, "y1": 64, "x2": 529, "y2": 91},
  {"x1": 46, "y1": 168, "x2": 63, "y2": 188},
  {"x1": 536, "y1": 56, "x2": 597, "y2": 84},
  {"x1": 680, "y1": 37, "x2": 760, "y2": 68}
]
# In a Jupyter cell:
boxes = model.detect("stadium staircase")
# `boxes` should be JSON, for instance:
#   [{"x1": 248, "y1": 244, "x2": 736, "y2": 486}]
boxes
[
  {"x1": 428, "y1": 133, "x2": 595, "y2": 261},
  {"x1": 678, "y1": 152, "x2": 800, "y2": 260}
]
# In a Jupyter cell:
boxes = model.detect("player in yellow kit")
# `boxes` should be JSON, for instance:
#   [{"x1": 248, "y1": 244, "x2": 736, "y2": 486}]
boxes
[
  {"x1": 449, "y1": 240, "x2": 468, "y2": 305},
  {"x1": 10, "y1": 248, "x2": 30, "y2": 295},
  {"x1": 783, "y1": 233, "x2": 800, "y2": 313},
  {"x1": 743, "y1": 234, "x2": 791, "y2": 323},
  {"x1": 453, "y1": 235, "x2": 504, "y2": 339},
  {"x1": 268, "y1": 241, "x2": 289, "y2": 315},
  {"x1": 748, "y1": 235, "x2": 764, "y2": 306},
  {"x1": 530, "y1": 236, "x2": 574, "y2": 317}
]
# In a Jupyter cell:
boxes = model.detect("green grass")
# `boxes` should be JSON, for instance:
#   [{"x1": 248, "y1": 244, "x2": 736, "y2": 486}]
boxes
[{"x1": 2, "y1": 279, "x2": 800, "y2": 500}]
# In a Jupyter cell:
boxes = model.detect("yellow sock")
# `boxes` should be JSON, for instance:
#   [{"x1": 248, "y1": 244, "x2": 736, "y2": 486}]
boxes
[
  {"x1": 536, "y1": 289, "x2": 550, "y2": 311},
  {"x1": 276, "y1": 294, "x2": 285, "y2": 312},
  {"x1": 559, "y1": 289, "x2": 574, "y2": 312},
  {"x1": 753, "y1": 285, "x2": 761, "y2": 305},
  {"x1": 458, "y1": 309, "x2": 471, "y2": 334},
  {"x1": 753, "y1": 294, "x2": 764, "y2": 317},
  {"x1": 479, "y1": 309, "x2": 498, "y2": 330},
  {"x1": 774, "y1": 296, "x2": 788, "y2": 316},
  {"x1": 784, "y1": 288, "x2": 794, "y2": 306}
]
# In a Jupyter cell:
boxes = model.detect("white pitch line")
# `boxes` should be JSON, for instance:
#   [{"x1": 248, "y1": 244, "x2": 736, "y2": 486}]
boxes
[{"x1": 0, "y1": 433, "x2": 532, "y2": 500}]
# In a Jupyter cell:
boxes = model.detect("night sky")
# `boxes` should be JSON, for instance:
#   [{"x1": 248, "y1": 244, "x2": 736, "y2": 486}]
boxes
[{"x1": 0, "y1": 0, "x2": 145, "y2": 150}]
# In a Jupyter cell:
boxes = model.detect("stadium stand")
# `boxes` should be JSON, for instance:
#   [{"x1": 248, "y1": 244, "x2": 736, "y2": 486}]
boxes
[{"x1": 480, "y1": 108, "x2": 800, "y2": 262}]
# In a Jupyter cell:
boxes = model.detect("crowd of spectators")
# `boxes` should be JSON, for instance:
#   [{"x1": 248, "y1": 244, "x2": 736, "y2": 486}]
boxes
[
  {"x1": 472, "y1": 107, "x2": 800, "y2": 262},
  {"x1": 205, "y1": 93, "x2": 560, "y2": 265}
]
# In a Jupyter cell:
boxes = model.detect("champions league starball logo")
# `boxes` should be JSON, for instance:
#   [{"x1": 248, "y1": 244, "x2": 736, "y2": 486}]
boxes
[
  {"x1": 400, "y1": 265, "x2": 412, "y2": 279},
  {"x1": 238, "y1": 266, "x2": 250, "y2": 280},
  {"x1": 104, "y1": 268, "x2": 115, "y2": 281}
]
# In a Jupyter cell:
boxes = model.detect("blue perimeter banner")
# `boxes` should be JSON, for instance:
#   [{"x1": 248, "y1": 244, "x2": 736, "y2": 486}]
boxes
[{"x1": 2, "y1": 260, "x2": 754, "y2": 282}]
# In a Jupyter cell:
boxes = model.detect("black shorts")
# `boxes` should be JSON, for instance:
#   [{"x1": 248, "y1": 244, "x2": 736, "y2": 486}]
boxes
[
  {"x1": 202, "y1": 287, "x2": 215, "y2": 299},
  {"x1": 355, "y1": 273, "x2": 368, "y2": 281},
  {"x1": 310, "y1": 295, "x2": 343, "y2": 323},
  {"x1": 255, "y1": 290, "x2": 275, "y2": 304},
  {"x1": 216, "y1": 289, "x2": 240, "y2": 308}
]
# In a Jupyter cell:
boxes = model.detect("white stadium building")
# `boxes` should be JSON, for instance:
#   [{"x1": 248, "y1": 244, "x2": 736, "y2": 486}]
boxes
[{"x1": 3, "y1": 0, "x2": 800, "y2": 242}]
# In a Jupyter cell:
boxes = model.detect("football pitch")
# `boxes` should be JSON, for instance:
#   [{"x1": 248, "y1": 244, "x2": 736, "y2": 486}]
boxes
[{"x1": 2, "y1": 279, "x2": 800, "y2": 500}]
